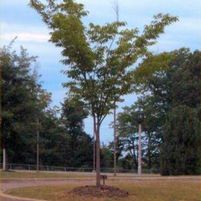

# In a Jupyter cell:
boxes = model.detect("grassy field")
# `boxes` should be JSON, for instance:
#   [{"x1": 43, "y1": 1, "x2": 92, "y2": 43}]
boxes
[
  {"x1": 6, "y1": 179, "x2": 201, "y2": 201},
  {"x1": 0, "y1": 170, "x2": 94, "y2": 179},
  {"x1": 0, "y1": 170, "x2": 159, "y2": 179}
]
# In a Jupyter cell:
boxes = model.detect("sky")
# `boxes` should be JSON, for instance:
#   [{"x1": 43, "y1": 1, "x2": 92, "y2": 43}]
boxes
[{"x1": 1, "y1": 0, "x2": 201, "y2": 144}]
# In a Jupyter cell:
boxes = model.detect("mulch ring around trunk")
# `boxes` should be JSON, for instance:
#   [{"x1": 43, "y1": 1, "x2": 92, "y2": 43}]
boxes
[{"x1": 70, "y1": 185, "x2": 129, "y2": 198}]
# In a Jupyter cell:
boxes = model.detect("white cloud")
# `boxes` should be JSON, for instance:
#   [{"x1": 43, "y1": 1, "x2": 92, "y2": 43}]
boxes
[
  {"x1": 0, "y1": 32, "x2": 49, "y2": 43},
  {"x1": 79, "y1": 0, "x2": 201, "y2": 17},
  {"x1": 0, "y1": 0, "x2": 27, "y2": 6},
  {"x1": 176, "y1": 17, "x2": 201, "y2": 33},
  {"x1": 49, "y1": 89, "x2": 66, "y2": 106}
]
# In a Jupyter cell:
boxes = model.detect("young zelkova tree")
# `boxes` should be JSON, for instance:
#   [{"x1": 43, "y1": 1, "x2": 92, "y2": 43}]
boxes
[{"x1": 30, "y1": 0, "x2": 177, "y2": 187}]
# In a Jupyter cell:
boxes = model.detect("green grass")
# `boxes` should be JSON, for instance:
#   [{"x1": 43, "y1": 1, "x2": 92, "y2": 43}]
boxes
[
  {"x1": 0, "y1": 170, "x2": 94, "y2": 179},
  {"x1": 6, "y1": 179, "x2": 201, "y2": 201}
]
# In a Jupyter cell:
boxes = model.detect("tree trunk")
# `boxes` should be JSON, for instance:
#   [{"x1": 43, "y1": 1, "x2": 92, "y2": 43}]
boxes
[
  {"x1": 131, "y1": 138, "x2": 138, "y2": 169},
  {"x1": 95, "y1": 122, "x2": 101, "y2": 187},
  {"x1": 147, "y1": 133, "x2": 152, "y2": 169}
]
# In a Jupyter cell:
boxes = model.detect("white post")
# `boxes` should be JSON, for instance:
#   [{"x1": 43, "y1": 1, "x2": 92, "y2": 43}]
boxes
[
  {"x1": 3, "y1": 148, "x2": 6, "y2": 171},
  {"x1": 36, "y1": 119, "x2": 40, "y2": 172},
  {"x1": 113, "y1": 107, "x2": 117, "y2": 176},
  {"x1": 93, "y1": 117, "x2": 96, "y2": 172},
  {"x1": 93, "y1": 129, "x2": 96, "y2": 172},
  {"x1": 138, "y1": 123, "x2": 142, "y2": 175}
]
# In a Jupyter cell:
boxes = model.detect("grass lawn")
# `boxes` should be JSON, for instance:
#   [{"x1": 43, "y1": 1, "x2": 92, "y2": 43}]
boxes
[
  {"x1": 0, "y1": 170, "x2": 94, "y2": 179},
  {"x1": 6, "y1": 179, "x2": 201, "y2": 201}
]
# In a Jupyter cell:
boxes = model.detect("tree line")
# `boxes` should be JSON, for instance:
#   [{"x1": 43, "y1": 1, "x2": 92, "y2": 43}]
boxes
[
  {"x1": 1, "y1": 45, "x2": 200, "y2": 175},
  {"x1": 0, "y1": 45, "x2": 93, "y2": 169},
  {"x1": 117, "y1": 49, "x2": 201, "y2": 175}
]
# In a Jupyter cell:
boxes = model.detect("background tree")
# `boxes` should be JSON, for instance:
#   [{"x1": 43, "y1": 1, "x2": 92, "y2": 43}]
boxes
[
  {"x1": 100, "y1": 144, "x2": 113, "y2": 171},
  {"x1": 117, "y1": 100, "x2": 160, "y2": 171},
  {"x1": 161, "y1": 106, "x2": 201, "y2": 175},
  {"x1": 60, "y1": 97, "x2": 93, "y2": 168},
  {"x1": 1, "y1": 44, "x2": 93, "y2": 169},
  {"x1": 1, "y1": 45, "x2": 50, "y2": 170},
  {"x1": 30, "y1": 0, "x2": 177, "y2": 186},
  {"x1": 133, "y1": 49, "x2": 201, "y2": 175}
]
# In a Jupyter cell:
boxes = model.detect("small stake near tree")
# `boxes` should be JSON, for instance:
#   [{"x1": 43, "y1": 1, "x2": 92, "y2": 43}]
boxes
[{"x1": 30, "y1": 0, "x2": 178, "y2": 187}]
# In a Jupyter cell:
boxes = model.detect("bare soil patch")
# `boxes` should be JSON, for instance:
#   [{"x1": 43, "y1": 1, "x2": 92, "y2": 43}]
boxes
[{"x1": 70, "y1": 185, "x2": 129, "y2": 198}]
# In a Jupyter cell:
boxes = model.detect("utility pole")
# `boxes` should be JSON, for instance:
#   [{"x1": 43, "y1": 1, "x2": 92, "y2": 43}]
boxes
[
  {"x1": 36, "y1": 118, "x2": 40, "y2": 172},
  {"x1": 113, "y1": 106, "x2": 117, "y2": 176},
  {"x1": 138, "y1": 123, "x2": 142, "y2": 176}
]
